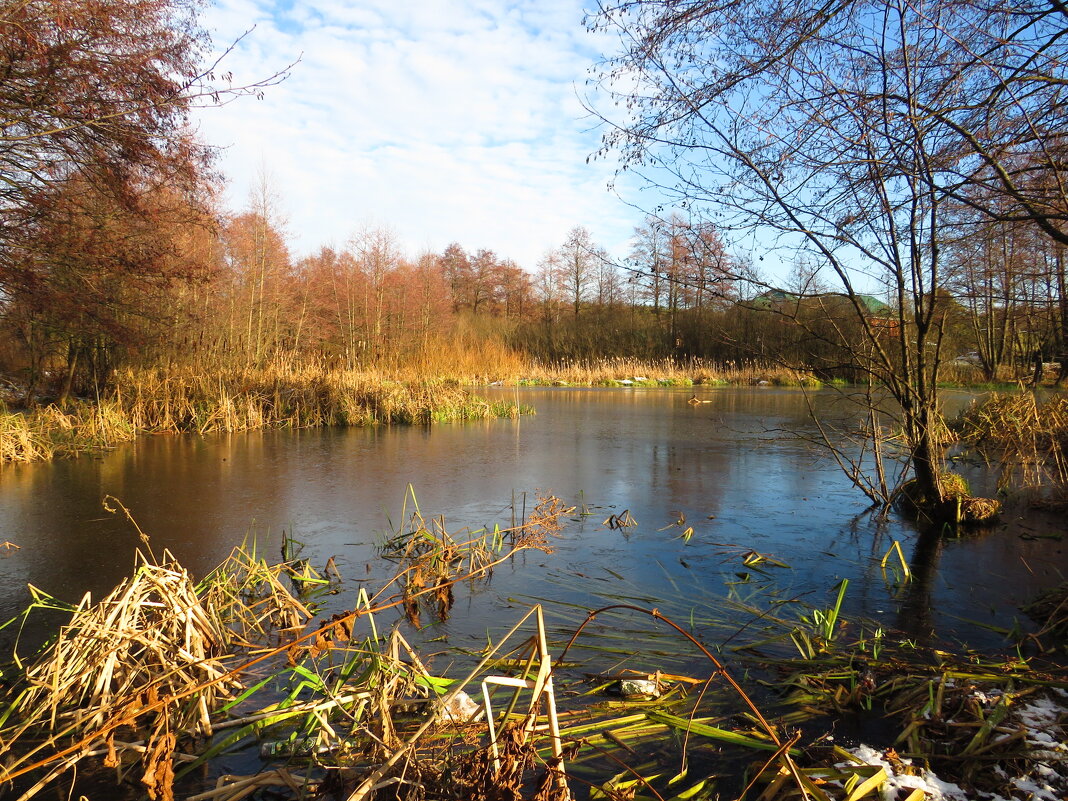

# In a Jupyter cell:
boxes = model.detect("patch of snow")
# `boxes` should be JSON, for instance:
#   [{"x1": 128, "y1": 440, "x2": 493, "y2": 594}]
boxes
[
  {"x1": 1011, "y1": 775, "x2": 1061, "y2": 801},
  {"x1": 438, "y1": 690, "x2": 482, "y2": 723},
  {"x1": 846, "y1": 746, "x2": 968, "y2": 801}
]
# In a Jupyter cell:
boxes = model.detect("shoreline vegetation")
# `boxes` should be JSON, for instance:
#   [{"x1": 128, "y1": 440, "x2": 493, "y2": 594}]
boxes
[
  {"x1": 0, "y1": 366, "x2": 532, "y2": 464},
  {"x1": 2, "y1": 504, "x2": 1066, "y2": 801},
  {"x1": 0, "y1": 356, "x2": 1063, "y2": 466}
]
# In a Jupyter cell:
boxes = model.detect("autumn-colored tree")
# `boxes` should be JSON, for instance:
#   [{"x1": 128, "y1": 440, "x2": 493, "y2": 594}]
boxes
[
  {"x1": 407, "y1": 251, "x2": 453, "y2": 348},
  {"x1": 5, "y1": 172, "x2": 218, "y2": 397},
  {"x1": 493, "y1": 258, "x2": 532, "y2": 320},
  {"x1": 0, "y1": 0, "x2": 249, "y2": 289},
  {"x1": 220, "y1": 183, "x2": 292, "y2": 369},
  {"x1": 350, "y1": 226, "x2": 401, "y2": 360},
  {"x1": 0, "y1": 0, "x2": 286, "y2": 383},
  {"x1": 439, "y1": 243, "x2": 470, "y2": 314}
]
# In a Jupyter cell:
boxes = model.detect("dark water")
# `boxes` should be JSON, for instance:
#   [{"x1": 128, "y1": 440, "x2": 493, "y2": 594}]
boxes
[{"x1": 1, "y1": 387, "x2": 1065, "y2": 663}]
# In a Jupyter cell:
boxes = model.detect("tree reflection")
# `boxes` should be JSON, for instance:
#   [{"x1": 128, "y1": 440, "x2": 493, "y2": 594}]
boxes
[{"x1": 897, "y1": 530, "x2": 944, "y2": 644}]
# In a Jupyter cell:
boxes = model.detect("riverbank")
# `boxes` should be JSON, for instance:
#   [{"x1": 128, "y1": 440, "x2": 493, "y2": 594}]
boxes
[
  {"x1": 508, "y1": 357, "x2": 823, "y2": 387},
  {"x1": 0, "y1": 366, "x2": 532, "y2": 464},
  {"x1": 497, "y1": 357, "x2": 1051, "y2": 390},
  {"x1": 0, "y1": 359, "x2": 824, "y2": 465},
  {"x1": 2, "y1": 357, "x2": 1062, "y2": 465}
]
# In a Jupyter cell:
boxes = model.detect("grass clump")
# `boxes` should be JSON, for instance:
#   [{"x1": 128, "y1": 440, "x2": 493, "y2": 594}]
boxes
[
  {"x1": 0, "y1": 540, "x2": 315, "y2": 801},
  {"x1": 0, "y1": 401, "x2": 137, "y2": 462},
  {"x1": 897, "y1": 470, "x2": 1001, "y2": 527}
]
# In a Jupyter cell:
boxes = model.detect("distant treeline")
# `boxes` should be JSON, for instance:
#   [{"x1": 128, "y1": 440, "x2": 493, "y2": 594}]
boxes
[
  {"x1": 2, "y1": 194, "x2": 1066, "y2": 398},
  {"x1": 0, "y1": 1, "x2": 1065, "y2": 400}
]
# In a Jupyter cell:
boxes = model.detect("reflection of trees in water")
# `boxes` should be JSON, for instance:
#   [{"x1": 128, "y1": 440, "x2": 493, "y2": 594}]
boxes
[
  {"x1": 897, "y1": 531, "x2": 944, "y2": 644},
  {"x1": 842, "y1": 507, "x2": 943, "y2": 646}
]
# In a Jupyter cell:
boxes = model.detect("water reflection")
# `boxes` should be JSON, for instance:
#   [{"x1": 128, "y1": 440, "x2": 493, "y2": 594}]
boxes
[
  {"x1": 0, "y1": 387, "x2": 1064, "y2": 657},
  {"x1": 897, "y1": 531, "x2": 943, "y2": 643}
]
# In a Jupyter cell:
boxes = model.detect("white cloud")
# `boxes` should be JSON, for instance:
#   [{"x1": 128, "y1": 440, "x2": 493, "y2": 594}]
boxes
[{"x1": 192, "y1": 0, "x2": 642, "y2": 268}]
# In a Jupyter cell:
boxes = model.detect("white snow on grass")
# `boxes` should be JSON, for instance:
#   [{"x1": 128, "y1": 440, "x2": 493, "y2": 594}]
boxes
[
  {"x1": 846, "y1": 745, "x2": 967, "y2": 801},
  {"x1": 846, "y1": 689, "x2": 1068, "y2": 800}
]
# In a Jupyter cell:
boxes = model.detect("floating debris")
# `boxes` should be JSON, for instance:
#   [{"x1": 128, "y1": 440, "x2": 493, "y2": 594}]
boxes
[{"x1": 603, "y1": 509, "x2": 636, "y2": 530}]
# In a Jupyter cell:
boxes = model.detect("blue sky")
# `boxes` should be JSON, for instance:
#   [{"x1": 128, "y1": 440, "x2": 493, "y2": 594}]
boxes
[{"x1": 192, "y1": 0, "x2": 647, "y2": 269}]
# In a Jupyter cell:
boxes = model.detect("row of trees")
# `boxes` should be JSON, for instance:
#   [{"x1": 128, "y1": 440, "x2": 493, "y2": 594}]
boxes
[
  {"x1": 2, "y1": 163, "x2": 1067, "y2": 395},
  {"x1": 2, "y1": 1, "x2": 1067, "y2": 409},
  {"x1": 0, "y1": 0, "x2": 282, "y2": 399}
]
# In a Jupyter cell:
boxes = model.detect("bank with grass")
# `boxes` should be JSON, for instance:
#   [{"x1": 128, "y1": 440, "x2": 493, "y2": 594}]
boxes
[
  {"x1": 0, "y1": 366, "x2": 533, "y2": 464},
  {"x1": 0, "y1": 358, "x2": 851, "y2": 465}
]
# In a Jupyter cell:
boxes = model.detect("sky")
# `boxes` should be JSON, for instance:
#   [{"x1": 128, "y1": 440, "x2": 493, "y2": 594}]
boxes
[{"x1": 191, "y1": 0, "x2": 647, "y2": 270}]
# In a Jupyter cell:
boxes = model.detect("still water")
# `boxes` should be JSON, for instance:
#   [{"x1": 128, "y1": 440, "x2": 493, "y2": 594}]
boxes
[{"x1": 0, "y1": 387, "x2": 1065, "y2": 661}]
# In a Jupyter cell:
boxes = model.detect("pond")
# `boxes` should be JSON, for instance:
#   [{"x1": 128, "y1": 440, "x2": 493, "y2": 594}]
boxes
[{"x1": 1, "y1": 385, "x2": 1063, "y2": 661}]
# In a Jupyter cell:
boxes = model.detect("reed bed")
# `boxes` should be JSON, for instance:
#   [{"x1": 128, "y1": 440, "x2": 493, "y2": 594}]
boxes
[
  {"x1": 0, "y1": 498, "x2": 579, "y2": 801},
  {"x1": 4, "y1": 504, "x2": 1066, "y2": 800},
  {"x1": 0, "y1": 365, "x2": 532, "y2": 464},
  {"x1": 954, "y1": 393, "x2": 1068, "y2": 500},
  {"x1": 517, "y1": 357, "x2": 820, "y2": 387},
  {"x1": 114, "y1": 365, "x2": 527, "y2": 431},
  {"x1": 0, "y1": 401, "x2": 137, "y2": 462},
  {"x1": 377, "y1": 334, "x2": 531, "y2": 383}
]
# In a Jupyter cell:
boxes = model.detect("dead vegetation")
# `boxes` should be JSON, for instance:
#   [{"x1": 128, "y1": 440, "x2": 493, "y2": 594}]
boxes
[
  {"x1": 954, "y1": 393, "x2": 1068, "y2": 504},
  {"x1": 896, "y1": 470, "x2": 1002, "y2": 526},
  {"x1": 0, "y1": 365, "x2": 532, "y2": 464},
  {"x1": 0, "y1": 542, "x2": 316, "y2": 801},
  {"x1": 0, "y1": 497, "x2": 576, "y2": 801},
  {"x1": 2, "y1": 491, "x2": 1067, "y2": 801},
  {"x1": 770, "y1": 650, "x2": 1068, "y2": 801}
]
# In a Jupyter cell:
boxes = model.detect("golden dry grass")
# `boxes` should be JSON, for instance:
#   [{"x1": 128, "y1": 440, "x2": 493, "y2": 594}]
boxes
[
  {"x1": 517, "y1": 357, "x2": 818, "y2": 387},
  {"x1": 0, "y1": 497, "x2": 578, "y2": 801},
  {"x1": 955, "y1": 393, "x2": 1068, "y2": 497},
  {"x1": 2, "y1": 542, "x2": 316, "y2": 801},
  {"x1": 0, "y1": 364, "x2": 532, "y2": 464}
]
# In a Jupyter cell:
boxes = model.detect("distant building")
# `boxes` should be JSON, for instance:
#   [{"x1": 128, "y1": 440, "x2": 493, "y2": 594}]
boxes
[
  {"x1": 751, "y1": 290, "x2": 891, "y2": 316},
  {"x1": 750, "y1": 290, "x2": 898, "y2": 335}
]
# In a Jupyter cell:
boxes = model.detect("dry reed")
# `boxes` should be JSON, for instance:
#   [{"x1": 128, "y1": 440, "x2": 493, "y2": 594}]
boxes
[
  {"x1": 0, "y1": 533, "x2": 327, "y2": 801},
  {"x1": 0, "y1": 496, "x2": 578, "y2": 801},
  {"x1": 518, "y1": 357, "x2": 819, "y2": 387},
  {"x1": 954, "y1": 393, "x2": 1068, "y2": 500},
  {"x1": 0, "y1": 364, "x2": 532, "y2": 464}
]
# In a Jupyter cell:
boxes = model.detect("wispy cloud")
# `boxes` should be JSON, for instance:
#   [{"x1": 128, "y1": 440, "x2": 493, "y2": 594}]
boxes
[{"x1": 193, "y1": 0, "x2": 641, "y2": 267}]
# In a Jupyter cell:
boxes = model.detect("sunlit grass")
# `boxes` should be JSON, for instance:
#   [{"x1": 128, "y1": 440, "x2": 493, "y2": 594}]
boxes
[
  {"x1": 0, "y1": 365, "x2": 533, "y2": 463},
  {"x1": 515, "y1": 357, "x2": 821, "y2": 387}
]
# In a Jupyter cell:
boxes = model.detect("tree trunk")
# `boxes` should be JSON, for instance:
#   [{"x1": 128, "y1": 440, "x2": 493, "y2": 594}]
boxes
[{"x1": 57, "y1": 341, "x2": 80, "y2": 407}]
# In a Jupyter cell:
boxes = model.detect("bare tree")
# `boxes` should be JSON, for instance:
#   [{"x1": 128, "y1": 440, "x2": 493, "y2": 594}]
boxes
[
  {"x1": 557, "y1": 226, "x2": 603, "y2": 318},
  {"x1": 588, "y1": 0, "x2": 1033, "y2": 509}
]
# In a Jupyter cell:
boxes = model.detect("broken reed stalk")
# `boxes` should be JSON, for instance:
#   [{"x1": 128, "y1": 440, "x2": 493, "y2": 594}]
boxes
[
  {"x1": 345, "y1": 604, "x2": 566, "y2": 801},
  {"x1": 556, "y1": 604, "x2": 813, "y2": 801},
  {"x1": 0, "y1": 502, "x2": 573, "y2": 800}
]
